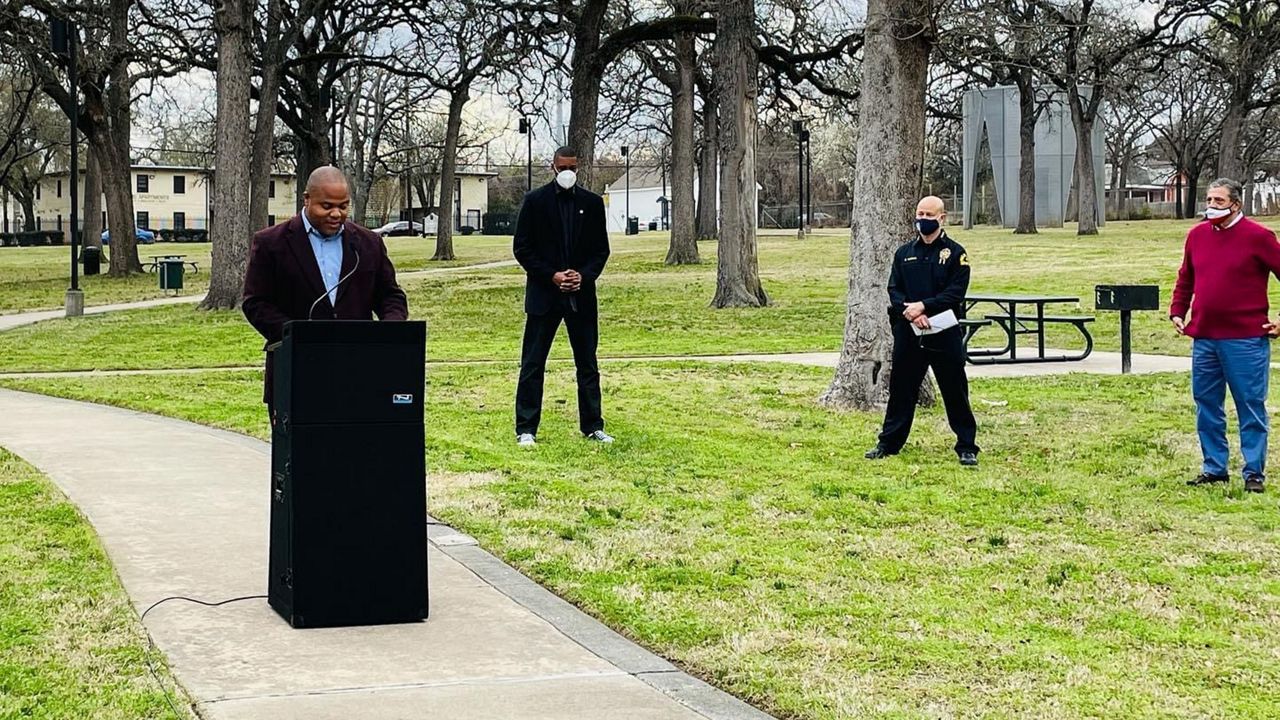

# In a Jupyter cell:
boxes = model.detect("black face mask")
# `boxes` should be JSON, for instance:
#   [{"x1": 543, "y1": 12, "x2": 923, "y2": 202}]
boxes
[{"x1": 915, "y1": 218, "x2": 940, "y2": 236}]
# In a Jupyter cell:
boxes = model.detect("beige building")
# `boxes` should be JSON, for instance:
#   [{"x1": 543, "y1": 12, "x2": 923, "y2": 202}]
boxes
[
  {"x1": 34, "y1": 164, "x2": 494, "y2": 238},
  {"x1": 364, "y1": 166, "x2": 497, "y2": 232}
]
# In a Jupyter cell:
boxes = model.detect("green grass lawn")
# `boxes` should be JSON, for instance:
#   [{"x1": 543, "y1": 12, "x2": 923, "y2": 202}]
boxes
[
  {"x1": 4, "y1": 219, "x2": 1280, "y2": 373},
  {"x1": 5, "y1": 217, "x2": 1280, "y2": 718},
  {"x1": 0, "y1": 233, "x2": 517, "y2": 314},
  {"x1": 2, "y1": 365, "x2": 1278, "y2": 719},
  {"x1": 0, "y1": 448, "x2": 193, "y2": 718}
]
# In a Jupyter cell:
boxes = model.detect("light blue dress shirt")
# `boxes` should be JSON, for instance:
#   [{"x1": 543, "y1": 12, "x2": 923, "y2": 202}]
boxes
[{"x1": 301, "y1": 214, "x2": 345, "y2": 307}]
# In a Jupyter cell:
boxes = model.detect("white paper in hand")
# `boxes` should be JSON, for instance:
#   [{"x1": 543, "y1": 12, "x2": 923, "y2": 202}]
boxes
[{"x1": 910, "y1": 308, "x2": 959, "y2": 336}]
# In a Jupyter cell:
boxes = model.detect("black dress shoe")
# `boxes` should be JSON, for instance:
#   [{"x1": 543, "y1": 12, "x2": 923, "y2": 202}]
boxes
[
  {"x1": 864, "y1": 445, "x2": 896, "y2": 460},
  {"x1": 959, "y1": 452, "x2": 978, "y2": 467},
  {"x1": 1245, "y1": 475, "x2": 1266, "y2": 493},
  {"x1": 1187, "y1": 472, "x2": 1229, "y2": 486}
]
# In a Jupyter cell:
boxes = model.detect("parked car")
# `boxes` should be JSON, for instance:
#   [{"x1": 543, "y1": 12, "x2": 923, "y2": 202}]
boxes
[
  {"x1": 101, "y1": 227, "x2": 156, "y2": 244},
  {"x1": 374, "y1": 221, "x2": 425, "y2": 238},
  {"x1": 805, "y1": 211, "x2": 837, "y2": 227}
]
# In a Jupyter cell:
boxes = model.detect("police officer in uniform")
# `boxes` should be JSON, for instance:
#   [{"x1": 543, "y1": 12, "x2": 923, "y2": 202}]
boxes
[{"x1": 865, "y1": 195, "x2": 980, "y2": 466}]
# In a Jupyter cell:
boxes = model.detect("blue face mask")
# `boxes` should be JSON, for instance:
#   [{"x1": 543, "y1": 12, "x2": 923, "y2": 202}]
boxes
[{"x1": 915, "y1": 218, "x2": 940, "y2": 236}]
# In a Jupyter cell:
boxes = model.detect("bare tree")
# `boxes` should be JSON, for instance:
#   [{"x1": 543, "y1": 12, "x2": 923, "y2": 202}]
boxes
[
  {"x1": 1150, "y1": 51, "x2": 1223, "y2": 218},
  {"x1": 1030, "y1": 0, "x2": 1193, "y2": 235},
  {"x1": 820, "y1": 0, "x2": 933, "y2": 410},
  {"x1": 1193, "y1": 0, "x2": 1280, "y2": 181}
]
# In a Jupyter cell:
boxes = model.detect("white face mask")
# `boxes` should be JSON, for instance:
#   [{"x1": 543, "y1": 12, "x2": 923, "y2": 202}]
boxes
[
  {"x1": 1204, "y1": 206, "x2": 1232, "y2": 220},
  {"x1": 556, "y1": 169, "x2": 577, "y2": 190}
]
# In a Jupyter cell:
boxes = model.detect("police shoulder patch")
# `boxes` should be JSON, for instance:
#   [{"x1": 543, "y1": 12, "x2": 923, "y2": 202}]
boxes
[{"x1": 959, "y1": 253, "x2": 970, "y2": 266}]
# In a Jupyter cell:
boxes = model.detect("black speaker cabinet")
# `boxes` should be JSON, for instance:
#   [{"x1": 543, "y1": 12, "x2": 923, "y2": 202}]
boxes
[{"x1": 268, "y1": 320, "x2": 428, "y2": 628}]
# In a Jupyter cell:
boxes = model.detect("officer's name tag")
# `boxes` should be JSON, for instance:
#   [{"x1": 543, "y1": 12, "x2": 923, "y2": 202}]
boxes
[{"x1": 904, "y1": 256, "x2": 917, "y2": 262}]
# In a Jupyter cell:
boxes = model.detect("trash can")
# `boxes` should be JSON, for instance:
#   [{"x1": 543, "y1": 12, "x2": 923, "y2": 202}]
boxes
[
  {"x1": 159, "y1": 257, "x2": 184, "y2": 291},
  {"x1": 82, "y1": 246, "x2": 101, "y2": 276},
  {"x1": 626, "y1": 216, "x2": 639, "y2": 235},
  {"x1": 648, "y1": 220, "x2": 657, "y2": 231}
]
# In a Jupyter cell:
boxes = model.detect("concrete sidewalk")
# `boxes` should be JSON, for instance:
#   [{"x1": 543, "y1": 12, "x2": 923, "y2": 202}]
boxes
[{"x1": 0, "y1": 389, "x2": 769, "y2": 720}]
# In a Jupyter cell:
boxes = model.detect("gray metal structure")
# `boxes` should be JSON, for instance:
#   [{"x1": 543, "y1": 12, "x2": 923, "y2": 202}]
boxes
[{"x1": 961, "y1": 85, "x2": 1106, "y2": 229}]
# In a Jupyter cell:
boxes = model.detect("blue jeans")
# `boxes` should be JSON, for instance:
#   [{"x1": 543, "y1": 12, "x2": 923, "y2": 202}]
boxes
[{"x1": 1192, "y1": 337, "x2": 1271, "y2": 478}]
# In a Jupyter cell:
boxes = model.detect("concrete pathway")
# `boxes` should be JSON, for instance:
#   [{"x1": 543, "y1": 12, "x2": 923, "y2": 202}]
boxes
[
  {"x1": 0, "y1": 296, "x2": 199, "y2": 332},
  {"x1": 0, "y1": 389, "x2": 770, "y2": 720}
]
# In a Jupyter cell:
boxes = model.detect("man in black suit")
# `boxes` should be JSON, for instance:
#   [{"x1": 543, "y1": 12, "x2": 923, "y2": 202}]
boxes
[
  {"x1": 242, "y1": 166, "x2": 408, "y2": 411},
  {"x1": 513, "y1": 146, "x2": 612, "y2": 446}
]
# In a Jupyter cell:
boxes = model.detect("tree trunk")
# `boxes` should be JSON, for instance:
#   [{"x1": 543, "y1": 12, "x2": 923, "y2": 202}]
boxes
[
  {"x1": 1066, "y1": 92, "x2": 1099, "y2": 235},
  {"x1": 1110, "y1": 160, "x2": 1121, "y2": 219},
  {"x1": 433, "y1": 88, "x2": 468, "y2": 262},
  {"x1": 98, "y1": 0, "x2": 141, "y2": 275},
  {"x1": 566, "y1": 0, "x2": 609, "y2": 190},
  {"x1": 1218, "y1": 98, "x2": 1247, "y2": 181},
  {"x1": 820, "y1": 0, "x2": 932, "y2": 410},
  {"x1": 82, "y1": 147, "x2": 103, "y2": 250},
  {"x1": 18, "y1": 191, "x2": 36, "y2": 232},
  {"x1": 710, "y1": 0, "x2": 766, "y2": 308},
  {"x1": 248, "y1": 0, "x2": 286, "y2": 233},
  {"x1": 293, "y1": 71, "x2": 333, "y2": 203},
  {"x1": 1117, "y1": 162, "x2": 1129, "y2": 219},
  {"x1": 695, "y1": 68, "x2": 719, "y2": 241},
  {"x1": 1014, "y1": 73, "x2": 1037, "y2": 234},
  {"x1": 202, "y1": 0, "x2": 253, "y2": 310},
  {"x1": 1185, "y1": 171, "x2": 1200, "y2": 219},
  {"x1": 666, "y1": 30, "x2": 700, "y2": 265},
  {"x1": 1174, "y1": 171, "x2": 1184, "y2": 218}
]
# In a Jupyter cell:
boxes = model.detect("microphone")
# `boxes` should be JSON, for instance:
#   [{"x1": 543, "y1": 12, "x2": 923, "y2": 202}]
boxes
[{"x1": 307, "y1": 247, "x2": 361, "y2": 320}]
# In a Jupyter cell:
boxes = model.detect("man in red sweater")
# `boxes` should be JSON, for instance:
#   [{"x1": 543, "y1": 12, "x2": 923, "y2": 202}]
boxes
[{"x1": 1170, "y1": 177, "x2": 1280, "y2": 494}]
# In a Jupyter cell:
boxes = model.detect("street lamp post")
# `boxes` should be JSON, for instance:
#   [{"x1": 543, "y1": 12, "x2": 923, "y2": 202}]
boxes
[
  {"x1": 51, "y1": 16, "x2": 82, "y2": 316},
  {"x1": 622, "y1": 144, "x2": 631, "y2": 235},
  {"x1": 792, "y1": 120, "x2": 806, "y2": 238},
  {"x1": 804, "y1": 129, "x2": 812, "y2": 233},
  {"x1": 518, "y1": 117, "x2": 532, "y2": 191}
]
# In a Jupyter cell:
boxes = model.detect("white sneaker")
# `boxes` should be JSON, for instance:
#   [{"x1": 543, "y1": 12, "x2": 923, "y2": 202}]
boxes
[
  {"x1": 584, "y1": 430, "x2": 614, "y2": 443},
  {"x1": 516, "y1": 433, "x2": 536, "y2": 447}
]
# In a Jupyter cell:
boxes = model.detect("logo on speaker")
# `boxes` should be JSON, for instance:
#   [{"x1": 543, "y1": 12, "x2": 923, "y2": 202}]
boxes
[{"x1": 392, "y1": 394, "x2": 414, "y2": 405}]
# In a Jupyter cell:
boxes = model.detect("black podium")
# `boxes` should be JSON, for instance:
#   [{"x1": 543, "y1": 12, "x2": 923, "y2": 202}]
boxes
[{"x1": 268, "y1": 320, "x2": 428, "y2": 628}]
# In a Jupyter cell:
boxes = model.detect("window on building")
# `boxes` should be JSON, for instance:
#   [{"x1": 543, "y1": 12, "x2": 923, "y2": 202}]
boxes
[
  {"x1": 269, "y1": 180, "x2": 276, "y2": 198},
  {"x1": 36, "y1": 217, "x2": 42, "y2": 230},
  {"x1": 101, "y1": 211, "x2": 107, "y2": 228},
  {"x1": 174, "y1": 175, "x2": 185, "y2": 194},
  {"x1": 57, "y1": 180, "x2": 62, "y2": 197},
  {"x1": 267, "y1": 215, "x2": 276, "y2": 226},
  {"x1": 136, "y1": 211, "x2": 149, "y2": 229},
  {"x1": 173, "y1": 212, "x2": 186, "y2": 230},
  {"x1": 137, "y1": 174, "x2": 149, "y2": 193},
  {"x1": 36, "y1": 184, "x2": 40, "y2": 200},
  {"x1": 57, "y1": 214, "x2": 63, "y2": 230}
]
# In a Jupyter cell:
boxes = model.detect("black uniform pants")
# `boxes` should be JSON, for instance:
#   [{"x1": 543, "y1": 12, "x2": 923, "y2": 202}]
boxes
[
  {"x1": 878, "y1": 324, "x2": 979, "y2": 455},
  {"x1": 515, "y1": 304, "x2": 603, "y2": 436}
]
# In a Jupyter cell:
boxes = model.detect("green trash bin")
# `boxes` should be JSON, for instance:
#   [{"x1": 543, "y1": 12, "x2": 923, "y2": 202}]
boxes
[{"x1": 159, "y1": 257, "x2": 184, "y2": 291}]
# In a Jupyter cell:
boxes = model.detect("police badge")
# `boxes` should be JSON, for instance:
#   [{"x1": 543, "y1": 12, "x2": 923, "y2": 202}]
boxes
[{"x1": 939, "y1": 248, "x2": 952, "y2": 264}]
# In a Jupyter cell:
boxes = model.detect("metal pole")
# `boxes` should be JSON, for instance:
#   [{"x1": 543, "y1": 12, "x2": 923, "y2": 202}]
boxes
[
  {"x1": 797, "y1": 133, "x2": 804, "y2": 234},
  {"x1": 805, "y1": 135, "x2": 812, "y2": 232},
  {"x1": 1120, "y1": 310, "x2": 1133, "y2": 374},
  {"x1": 69, "y1": 26, "x2": 79, "y2": 292},
  {"x1": 526, "y1": 118, "x2": 532, "y2": 191},
  {"x1": 405, "y1": 109, "x2": 414, "y2": 236},
  {"x1": 625, "y1": 151, "x2": 630, "y2": 233}
]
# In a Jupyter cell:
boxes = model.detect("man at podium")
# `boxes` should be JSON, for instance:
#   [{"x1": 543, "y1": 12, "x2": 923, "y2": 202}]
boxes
[{"x1": 242, "y1": 166, "x2": 409, "y2": 410}]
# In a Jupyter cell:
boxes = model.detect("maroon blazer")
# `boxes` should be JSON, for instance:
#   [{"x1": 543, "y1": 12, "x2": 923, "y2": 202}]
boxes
[{"x1": 242, "y1": 215, "x2": 409, "y2": 404}]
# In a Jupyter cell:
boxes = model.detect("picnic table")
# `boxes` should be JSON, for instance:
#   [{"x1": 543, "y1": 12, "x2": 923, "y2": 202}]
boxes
[
  {"x1": 962, "y1": 293, "x2": 1095, "y2": 364},
  {"x1": 144, "y1": 254, "x2": 200, "y2": 274}
]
